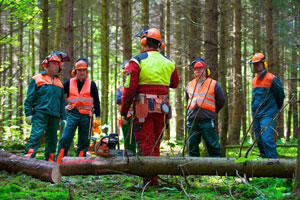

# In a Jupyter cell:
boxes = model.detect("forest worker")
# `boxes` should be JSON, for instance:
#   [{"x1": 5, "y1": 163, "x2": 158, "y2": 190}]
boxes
[
  {"x1": 55, "y1": 58, "x2": 101, "y2": 163},
  {"x1": 24, "y1": 52, "x2": 67, "y2": 161},
  {"x1": 186, "y1": 58, "x2": 225, "y2": 157},
  {"x1": 120, "y1": 27, "x2": 179, "y2": 187},
  {"x1": 116, "y1": 60, "x2": 136, "y2": 155},
  {"x1": 250, "y1": 53, "x2": 285, "y2": 158}
]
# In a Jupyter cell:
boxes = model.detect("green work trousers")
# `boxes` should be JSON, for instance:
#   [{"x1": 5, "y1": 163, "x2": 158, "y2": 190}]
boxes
[
  {"x1": 187, "y1": 119, "x2": 221, "y2": 157},
  {"x1": 56, "y1": 109, "x2": 91, "y2": 158},
  {"x1": 24, "y1": 112, "x2": 60, "y2": 160},
  {"x1": 122, "y1": 116, "x2": 136, "y2": 155}
]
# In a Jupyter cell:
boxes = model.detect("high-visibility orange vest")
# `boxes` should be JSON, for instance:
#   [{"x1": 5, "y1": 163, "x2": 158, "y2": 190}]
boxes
[
  {"x1": 67, "y1": 78, "x2": 93, "y2": 114},
  {"x1": 187, "y1": 78, "x2": 217, "y2": 112},
  {"x1": 252, "y1": 72, "x2": 275, "y2": 88},
  {"x1": 33, "y1": 74, "x2": 63, "y2": 88}
]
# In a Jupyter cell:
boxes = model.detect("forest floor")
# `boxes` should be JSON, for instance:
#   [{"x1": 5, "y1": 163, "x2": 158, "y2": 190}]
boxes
[{"x1": 0, "y1": 139, "x2": 297, "y2": 200}]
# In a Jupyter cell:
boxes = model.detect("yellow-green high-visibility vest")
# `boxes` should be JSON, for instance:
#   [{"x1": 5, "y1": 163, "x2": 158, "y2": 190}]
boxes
[{"x1": 131, "y1": 51, "x2": 175, "y2": 86}]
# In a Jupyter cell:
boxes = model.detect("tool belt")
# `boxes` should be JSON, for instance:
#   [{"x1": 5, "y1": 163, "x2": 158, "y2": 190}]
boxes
[
  {"x1": 74, "y1": 105, "x2": 94, "y2": 116},
  {"x1": 135, "y1": 93, "x2": 171, "y2": 123},
  {"x1": 75, "y1": 105, "x2": 93, "y2": 110}
]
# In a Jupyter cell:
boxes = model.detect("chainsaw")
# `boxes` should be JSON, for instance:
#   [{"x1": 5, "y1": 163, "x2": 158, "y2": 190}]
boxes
[{"x1": 88, "y1": 133, "x2": 134, "y2": 157}]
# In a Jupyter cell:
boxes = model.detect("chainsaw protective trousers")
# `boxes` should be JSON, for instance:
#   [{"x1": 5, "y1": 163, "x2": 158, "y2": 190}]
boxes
[
  {"x1": 55, "y1": 109, "x2": 91, "y2": 160},
  {"x1": 187, "y1": 119, "x2": 221, "y2": 157},
  {"x1": 24, "y1": 112, "x2": 59, "y2": 161}
]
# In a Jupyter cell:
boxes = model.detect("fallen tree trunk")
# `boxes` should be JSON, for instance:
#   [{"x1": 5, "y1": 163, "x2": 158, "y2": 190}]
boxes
[
  {"x1": 226, "y1": 144, "x2": 298, "y2": 149},
  {"x1": 0, "y1": 151, "x2": 61, "y2": 183},
  {"x1": 60, "y1": 156, "x2": 296, "y2": 178}
]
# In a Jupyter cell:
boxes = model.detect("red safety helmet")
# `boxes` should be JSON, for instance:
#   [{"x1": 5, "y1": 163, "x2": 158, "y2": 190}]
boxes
[
  {"x1": 193, "y1": 61, "x2": 207, "y2": 71},
  {"x1": 42, "y1": 55, "x2": 62, "y2": 72}
]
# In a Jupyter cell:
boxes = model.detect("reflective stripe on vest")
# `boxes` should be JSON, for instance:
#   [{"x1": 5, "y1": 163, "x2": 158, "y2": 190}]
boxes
[
  {"x1": 187, "y1": 78, "x2": 217, "y2": 112},
  {"x1": 131, "y1": 51, "x2": 175, "y2": 86},
  {"x1": 67, "y1": 78, "x2": 93, "y2": 114},
  {"x1": 252, "y1": 72, "x2": 275, "y2": 89},
  {"x1": 33, "y1": 74, "x2": 63, "y2": 89}
]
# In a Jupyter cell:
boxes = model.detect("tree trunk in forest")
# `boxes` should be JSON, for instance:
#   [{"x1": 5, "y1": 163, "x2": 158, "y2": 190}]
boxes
[
  {"x1": 114, "y1": 5, "x2": 120, "y2": 134},
  {"x1": 204, "y1": 0, "x2": 218, "y2": 79},
  {"x1": 41, "y1": 0, "x2": 48, "y2": 71},
  {"x1": 293, "y1": 133, "x2": 300, "y2": 199},
  {"x1": 219, "y1": 0, "x2": 228, "y2": 156},
  {"x1": 0, "y1": 5, "x2": 3, "y2": 133},
  {"x1": 8, "y1": 12, "x2": 13, "y2": 127},
  {"x1": 85, "y1": 6, "x2": 89, "y2": 60},
  {"x1": 121, "y1": 0, "x2": 132, "y2": 61},
  {"x1": 63, "y1": 0, "x2": 74, "y2": 82},
  {"x1": 60, "y1": 156, "x2": 296, "y2": 178},
  {"x1": 141, "y1": 0, "x2": 149, "y2": 28},
  {"x1": 31, "y1": 0, "x2": 35, "y2": 77},
  {"x1": 188, "y1": 0, "x2": 201, "y2": 82},
  {"x1": 79, "y1": 0, "x2": 84, "y2": 58},
  {"x1": 17, "y1": 19, "x2": 24, "y2": 129},
  {"x1": 163, "y1": 0, "x2": 170, "y2": 140},
  {"x1": 54, "y1": 0, "x2": 62, "y2": 50},
  {"x1": 273, "y1": 8, "x2": 284, "y2": 139},
  {"x1": 174, "y1": 7, "x2": 184, "y2": 140},
  {"x1": 228, "y1": 0, "x2": 242, "y2": 144},
  {"x1": 101, "y1": 0, "x2": 109, "y2": 131},
  {"x1": 242, "y1": 7, "x2": 247, "y2": 140},
  {"x1": 266, "y1": 0, "x2": 274, "y2": 72},
  {"x1": 0, "y1": 151, "x2": 61, "y2": 183},
  {"x1": 291, "y1": 48, "x2": 298, "y2": 139},
  {"x1": 2, "y1": 42, "x2": 7, "y2": 127},
  {"x1": 164, "y1": 0, "x2": 170, "y2": 59},
  {"x1": 90, "y1": 6, "x2": 94, "y2": 80},
  {"x1": 159, "y1": 3, "x2": 165, "y2": 55},
  {"x1": 252, "y1": 0, "x2": 261, "y2": 54}
]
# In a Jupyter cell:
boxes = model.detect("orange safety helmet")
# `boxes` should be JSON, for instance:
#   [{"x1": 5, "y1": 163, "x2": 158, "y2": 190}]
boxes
[
  {"x1": 250, "y1": 53, "x2": 268, "y2": 69},
  {"x1": 42, "y1": 55, "x2": 62, "y2": 72},
  {"x1": 72, "y1": 58, "x2": 89, "y2": 76},
  {"x1": 139, "y1": 28, "x2": 165, "y2": 49}
]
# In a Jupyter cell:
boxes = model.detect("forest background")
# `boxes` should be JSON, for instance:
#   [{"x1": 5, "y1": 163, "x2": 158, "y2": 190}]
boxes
[
  {"x1": 0, "y1": 0, "x2": 299, "y2": 152},
  {"x1": 0, "y1": 0, "x2": 300, "y2": 199}
]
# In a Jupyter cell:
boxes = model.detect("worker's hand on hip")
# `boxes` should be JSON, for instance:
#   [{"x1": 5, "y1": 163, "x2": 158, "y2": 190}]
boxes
[
  {"x1": 65, "y1": 105, "x2": 72, "y2": 111},
  {"x1": 25, "y1": 116, "x2": 32, "y2": 124},
  {"x1": 121, "y1": 116, "x2": 128, "y2": 125},
  {"x1": 62, "y1": 120, "x2": 67, "y2": 129}
]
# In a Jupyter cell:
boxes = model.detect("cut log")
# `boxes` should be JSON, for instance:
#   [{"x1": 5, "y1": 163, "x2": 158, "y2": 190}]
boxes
[
  {"x1": 226, "y1": 144, "x2": 298, "y2": 149},
  {"x1": 0, "y1": 151, "x2": 61, "y2": 183},
  {"x1": 60, "y1": 156, "x2": 296, "y2": 178}
]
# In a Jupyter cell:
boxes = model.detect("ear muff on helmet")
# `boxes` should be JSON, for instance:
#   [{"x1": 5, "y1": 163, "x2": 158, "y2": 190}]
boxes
[
  {"x1": 206, "y1": 68, "x2": 211, "y2": 76},
  {"x1": 159, "y1": 40, "x2": 165, "y2": 49},
  {"x1": 263, "y1": 60, "x2": 268, "y2": 70},
  {"x1": 141, "y1": 37, "x2": 147, "y2": 47}
]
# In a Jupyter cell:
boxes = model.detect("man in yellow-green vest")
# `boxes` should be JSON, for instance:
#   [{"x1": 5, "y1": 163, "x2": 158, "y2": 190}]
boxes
[{"x1": 120, "y1": 28, "x2": 179, "y2": 186}]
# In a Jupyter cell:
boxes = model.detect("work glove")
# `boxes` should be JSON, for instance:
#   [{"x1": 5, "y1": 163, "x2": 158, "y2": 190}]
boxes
[
  {"x1": 62, "y1": 120, "x2": 67, "y2": 129},
  {"x1": 65, "y1": 104, "x2": 72, "y2": 111},
  {"x1": 93, "y1": 118, "x2": 101, "y2": 127},
  {"x1": 25, "y1": 116, "x2": 32, "y2": 124},
  {"x1": 92, "y1": 118, "x2": 101, "y2": 134}
]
